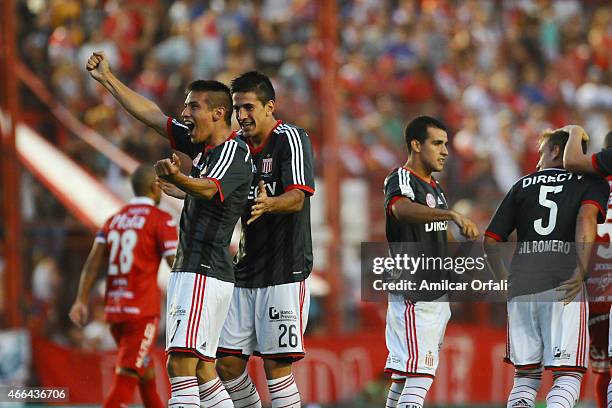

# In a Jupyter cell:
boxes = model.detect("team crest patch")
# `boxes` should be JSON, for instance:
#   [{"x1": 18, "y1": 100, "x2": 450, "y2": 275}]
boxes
[
  {"x1": 424, "y1": 351, "x2": 434, "y2": 368},
  {"x1": 262, "y1": 157, "x2": 273, "y2": 174},
  {"x1": 426, "y1": 193, "x2": 436, "y2": 208}
]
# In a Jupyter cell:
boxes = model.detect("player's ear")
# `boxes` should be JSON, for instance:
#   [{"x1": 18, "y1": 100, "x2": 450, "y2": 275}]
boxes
[
  {"x1": 265, "y1": 100, "x2": 275, "y2": 116},
  {"x1": 552, "y1": 144, "x2": 562, "y2": 161},
  {"x1": 213, "y1": 107, "x2": 225, "y2": 122},
  {"x1": 411, "y1": 139, "x2": 421, "y2": 153}
]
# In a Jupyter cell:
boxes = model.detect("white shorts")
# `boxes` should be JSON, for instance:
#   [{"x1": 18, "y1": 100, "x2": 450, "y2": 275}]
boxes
[
  {"x1": 218, "y1": 280, "x2": 309, "y2": 361},
  {"x1": 384, "y1": 294, "x2": 451, "y2": 377},
  {"x1": 166, "y1": 272, "x2": 234, "y2": 361},
  {"x1": 506, "y1": 288, "x2": 588, "y2": 370}
]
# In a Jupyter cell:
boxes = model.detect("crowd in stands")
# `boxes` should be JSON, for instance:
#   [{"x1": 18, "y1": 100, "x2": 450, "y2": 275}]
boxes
[{"x1": 14, "y1": 0, "x2": 612, "y2": 345}]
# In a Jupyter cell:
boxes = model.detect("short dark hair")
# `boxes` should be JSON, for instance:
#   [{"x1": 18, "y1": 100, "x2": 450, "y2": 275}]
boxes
[
  {"x1": 539, "y1": 129, "x2": 587, "y2": 155},
  {"x1": 230, "y1": 71, "x2": 276, "y2": 105},
  {"x1": 131, "y1": 164, "x2": 156, "y2": 196},
  {"x1": 604, "y1": 131, "x2": 612, "y2": 150},
  {"x1": 186, "y1": 80, "x2": 232, "y2": 125},
  {"x1": 404, "y1": 116, "x2": 447, "y2": 152}
]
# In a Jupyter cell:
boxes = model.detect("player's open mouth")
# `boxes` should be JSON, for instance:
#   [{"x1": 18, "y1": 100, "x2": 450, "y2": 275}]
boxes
[
  {"x1": 240, "y1": 122, "x2": 254, "y2": 130},
  {"x1": 184, "y1": 120, "x2": 195, "y2": 134}
]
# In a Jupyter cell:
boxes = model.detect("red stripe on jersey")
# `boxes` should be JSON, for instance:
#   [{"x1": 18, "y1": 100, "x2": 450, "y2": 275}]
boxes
[
  {"x1": 285, "y1": 184, "x2": 314, "y2": 196},
  {"x1": 592, "y1": 154, "x2": 605, "y2": 177},
  {"x1": 582, "y1": 200, "x2": 605, "y2": 220},
  {"x1": 206, "y1": 177, "x2": 224, "y2": 202},
  {"x1": 299, "y1": 281, "x2": 305, "y2": 350},
  {"x1": 485, "y1": 231, "x2": 504, "y2": 242},
  {"x1": 192, "y1": 275, "x2": 207, "y2": 349},
  {"x1": 410, "y1": 303, "x2": 418, "y2": 373},
  {"x1": 387, "y1": 195, "x2": 404, "y2": 216},
  {"x1": 248, "y1": 120, "x2": 282, "y2": 154},
  {"x1": 167, "y1": 117, "x2": 176, "y2": 149}
]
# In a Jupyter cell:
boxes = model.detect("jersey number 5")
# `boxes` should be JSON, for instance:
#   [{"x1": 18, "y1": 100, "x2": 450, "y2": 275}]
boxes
[
  {"x1": 107, "y1": 229, "x2": 138, "y2": 275},
  {"x1": 534, "y1": 185, "x2": 563, "y2": 236}
]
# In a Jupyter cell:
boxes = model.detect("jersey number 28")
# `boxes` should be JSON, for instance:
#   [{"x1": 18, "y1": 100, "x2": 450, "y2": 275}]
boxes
[{"x1": 107, "y1": 229, "x2": 138, "y2": 275}]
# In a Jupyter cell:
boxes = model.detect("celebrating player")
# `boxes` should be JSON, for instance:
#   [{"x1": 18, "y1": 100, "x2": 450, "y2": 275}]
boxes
[
  {"x1": 69, "y1": 165, "x2": 178, "y2": 408},
  {"x1": 214, "y1": 71, "x2": 315, "y2": 408},
  {"x1": 484, "y1": 128, "x2": 609, "y2": 408},
  {"x1": 86, "y1": 52, "x2": 253, "y2": 408},
  {"x1": 382, "y1": 116, "x2": 479, "y2": 408}
]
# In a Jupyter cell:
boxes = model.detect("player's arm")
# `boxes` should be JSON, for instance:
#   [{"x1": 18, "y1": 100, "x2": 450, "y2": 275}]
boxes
[
  {"x1": 482, "y1": 236, "x2": 510, "y2": 280},
  {"x1": 86, "y1": 51, "x2": 168, "y2": 138},
  {"x1": 562, "y1": 125, "x2": 593, "y2": 173},
  {"x1": 247, "y1": 182, "x2": 304, "y2": 225},
  {"x1": 69, "y1": 241, "x2": 105, "y2": 328},
  {"x1": 557, "y1": 203, "x2": 599, "y2": 303},
  {"x1": 158, "y1": 178, "x2": 186, "y2": 200},
  {"x1": 391, "y1": 199, "x2": 480, "y2": 240},
  {"x1": 164, "y1": 254, "x2": 176, "y2": 268},
  {"x1": 154, "y1": 153, "x2": 218, "y2": 200}
]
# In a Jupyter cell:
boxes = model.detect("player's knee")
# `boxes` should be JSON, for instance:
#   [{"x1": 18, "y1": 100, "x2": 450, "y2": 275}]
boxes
[
  {"x1": 166, "y1": 353, "x2": 197, "y2": 377},
  {"x1": 216, "y1": 356, "x2": 247, "y2": 381},
  {"x1": 263, "y1": 358, "x2": 292, "y2": 380}
]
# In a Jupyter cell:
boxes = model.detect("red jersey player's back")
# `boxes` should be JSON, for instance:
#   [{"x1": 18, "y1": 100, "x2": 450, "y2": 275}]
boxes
[{"x1": 96, "y1": 197, "x2": 178, "y2": 322}]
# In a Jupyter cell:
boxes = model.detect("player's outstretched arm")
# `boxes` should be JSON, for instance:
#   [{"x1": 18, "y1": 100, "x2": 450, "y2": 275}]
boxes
[
  {"x1": 247, "y1": 181, "x2": 304, "y2": 225},
  {"x1": 563, "y1": 125, "x2": 594, "y2": 174},
  {"x1": 69, "y1": 241, "x2": 105, "y2": 328},
  {"x1": 86, "y1": 51, "x2": 168, "y2": 138},
  {"x1": 557, "y1": 203, "x2": 599, "y2": 303},
  {"x1": 391, "y1": 199, "x2": 480, "y2": 240},
  {"x1": 154, "y1": 153, "x2": 219, "y2": 200}
]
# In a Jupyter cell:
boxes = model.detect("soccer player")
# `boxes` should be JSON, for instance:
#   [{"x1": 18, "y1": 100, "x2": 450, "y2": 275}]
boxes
[
  {"x1": 86, "y1": 52, "x2": 253, "y2": 408},
  {"x1": 382, "y1": 116, "x2": 479, "y2": 408},
  {"x1": 214, "y1": 71, "x2": 315, "y2": 408},
  {"x1": 69, "y1": 165, "x2": 178, "y2": 408},
  {"x1": 565, "y1": 130, "x2": 612, "y2": 408},
  {"x1": 484, "y1": 128, "x2": 610, "y2": 408}
]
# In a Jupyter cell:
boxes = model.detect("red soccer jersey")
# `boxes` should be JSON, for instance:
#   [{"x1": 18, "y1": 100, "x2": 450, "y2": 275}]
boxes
[
  {"x1": 588, "y1": 176, "x2": 612, "y2": 315},
  {"x1": 95, "y1": 197, "x2": 178, "y2": 322}
]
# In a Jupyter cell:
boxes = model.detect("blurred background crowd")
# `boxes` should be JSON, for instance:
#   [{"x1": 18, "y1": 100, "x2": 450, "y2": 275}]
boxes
[{"x1": 9, "y1": 0, "x2": 612, "y2": 352}]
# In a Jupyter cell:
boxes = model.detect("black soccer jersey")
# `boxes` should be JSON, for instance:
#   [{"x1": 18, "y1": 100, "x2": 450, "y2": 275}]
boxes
[
  {"x1": 384, "y1": 167, "x2": 449, "y2": 301},
  {"x1": 166, "y1": 118, "x2": 253, "y2": 282},
  {"x1": 234, "y1": 121, "x2": 315, "y2": 288},
  {"x1": 486, "y1": 167, "x2": 609, "y2": 297},
  {"x1": 384, "y1": 167, "x2": 449, "y2": 244},
  {"x1": 593, "y1": 149, "x2": 612, "y2": 177}
]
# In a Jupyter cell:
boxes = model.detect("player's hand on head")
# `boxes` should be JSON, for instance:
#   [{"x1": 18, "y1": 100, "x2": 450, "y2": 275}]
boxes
[
  {"x1": 86, "y1": 51, "x2": 111, "y2": 81},
  {"x1": 69, "y1": 301, "x2": 88, "y2": 328}
]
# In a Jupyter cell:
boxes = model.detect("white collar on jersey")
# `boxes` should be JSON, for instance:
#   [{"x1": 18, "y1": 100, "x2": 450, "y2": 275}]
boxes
[{"x1": 129, "y1": 196, "x2": 155, "y2": 206}]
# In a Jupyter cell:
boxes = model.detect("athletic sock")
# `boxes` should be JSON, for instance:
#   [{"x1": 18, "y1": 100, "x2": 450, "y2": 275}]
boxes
[
  {"x1": 386, "y1": 377, "x2": 405, "y2": 408},
  {"x1": 138, "y1": 377, "x2": 164, "y2": 408},
  {"x1": 507, "y1": 369, "x2": 542, "y2": 408},
  {"x1": 222, "y1": 370, "x2": 262, "y2": 407},
  {"x1": 168, "y1": 376, "x2": 200, "y2": 408},
  {"x1": 546, "y1": 372, "x2": 582, "y2": 408},
  {"x1": 198, "y1": 377, "x2": 233, "y2": 408},
  {"x1": 397, "y1": 376, "x2": 433, "y2": 408},
  {"x1": 103, "y1": 373, "x2": 138, "y2": 408},
  {"x1": 267, "y1": 373, "x2": 300, "y2": 408}
]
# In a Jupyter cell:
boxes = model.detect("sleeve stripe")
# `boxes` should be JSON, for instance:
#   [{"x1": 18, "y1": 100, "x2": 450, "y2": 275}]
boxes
[
  {"x1": 398, "y1": 168, "x2": 415, "y2": 200},
  {"x1": 207, "y1": 141, "x2": 237, "y2": 180},
  {"x1": 582, "y1": 199, "x2": 605, "y2": 219},
  {"x1": 284, "y1": 125, "x2": 306, "y2": 186}
]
